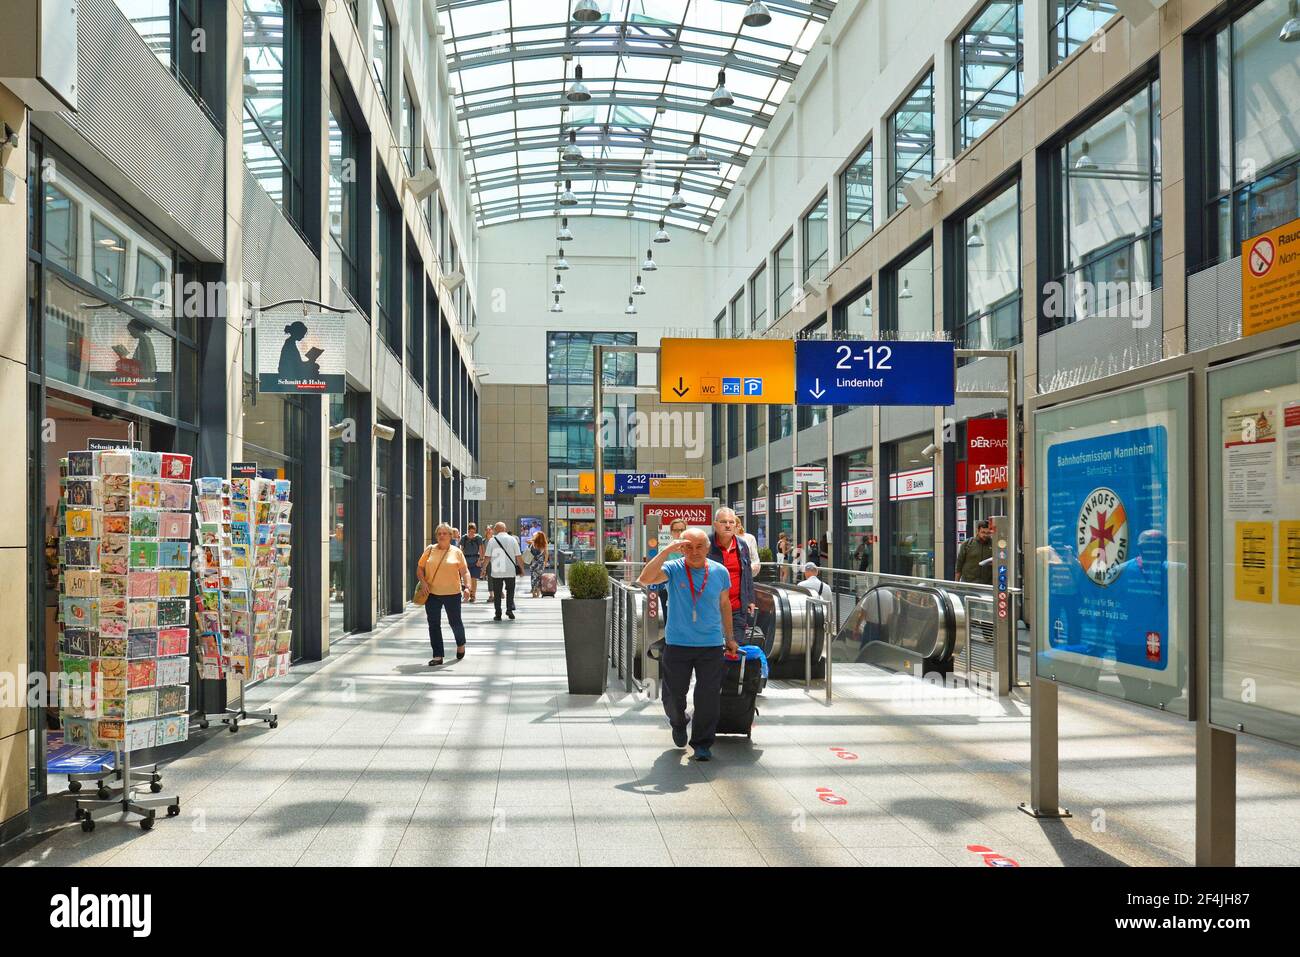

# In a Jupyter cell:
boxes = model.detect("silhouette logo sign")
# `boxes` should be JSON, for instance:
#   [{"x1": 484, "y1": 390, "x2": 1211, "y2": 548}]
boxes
[{"x1": 255, "y1": 312, "x2": 345, "y2": 393}]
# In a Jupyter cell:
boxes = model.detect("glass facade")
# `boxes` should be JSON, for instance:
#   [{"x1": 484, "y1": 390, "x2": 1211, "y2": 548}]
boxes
[
  {"x1": 244, "y1": 0, "x2": 309, "y2": 231},
  {"x1": 774, "y1": 234, "x2": 795, "y2": 317},
  {"x1": 750, "y1": 266, "x2": 768, "y2": 331},
  {"x1": 841, "y1": 140, "x2": 873, "y2": 258},
  {"x1": 885, "y1": 244, "x2": 934, "y2": 340},
  {"x1": 546, "y1": 331, "x2": 637, "y2": 472},
  {"x1": 376, "y1": 178, "x2": 401, "y2": 353},
  {"x1": 803, "y1": 193, "x2": 829, "y2": 283},
  {"x1": 886, "y1": 434, "x2": 935, "y2": 577},
  {"x1": 1049, "y1": 1, "x2": 1118, "y2": 69},
  {"x1": 956, "y1": 182, "x2": 1022, "y2": 351},
  {"x1": 371, "y1": 0, "x2": 391, "y2": 110},
  {"x1": 328, "y1": 82, "x2": 362, "y2": 304}
]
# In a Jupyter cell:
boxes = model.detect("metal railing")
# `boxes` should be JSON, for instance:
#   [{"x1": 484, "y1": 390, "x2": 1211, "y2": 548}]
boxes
[{"x1": 605, "y1": 565, "x2": 657, "y2": 694}]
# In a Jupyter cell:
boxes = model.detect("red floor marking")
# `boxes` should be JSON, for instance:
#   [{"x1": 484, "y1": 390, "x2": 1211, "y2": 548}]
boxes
[
  {"x1": 816, "y1": 787, "x2": 848, "y2": 806},
  {"x1": 966, "y1": 844, "x2": 1019, "y2": 867},
  {"x1": 829, "y1": 747, "x2": 858, "y2": 760}
]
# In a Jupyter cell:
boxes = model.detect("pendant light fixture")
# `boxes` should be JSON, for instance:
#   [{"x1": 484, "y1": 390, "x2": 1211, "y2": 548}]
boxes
[
  {"x1": 709, "y1": 71, "x2": 734, "y2": 109},
  {"x1": 624, "y1": 296, "x2": 637, "y2": 316},
  {"x1": 743, "y1": 1, "x2": 773, "y2": 27},
  {"x1": 552, "y1": 274, "x2": 566, "y2": 295},
  {"x1": 899, "y1": 278, "x2": 913, "y2": 299},
  {"x1": 550, "y1": 294, "x2": 564, "y2": 313},
  {"x1": 243, "y1": 56, "x2": 259, "y2": 96},
  {"x1": 557, "y1": 217, "x2": 574, "y2": 242},
  {"x1": 642, "y1": 248, "x2": 658, "y2": 272},
  {"x1": 573, "y1": 0, "x2": 602, "y2": 23},
  {"x1": 555, "y1": 248, "x2": 570, "y2": 271},
  {"x1": 668, "y1": 183, "x2": 686, "y2": 209},
  {"x1": 653, "y1": 218, "x2": 670, "y2": 244},
  {"x1": 566, "y1": 65, "x2": 591, "y2": 104},
  {"x1": 1282, "y1": 0, "x2": 1300, "y2": 41},
  {"x1": 686, "y1": 132, "x2": 709, "y2": 162},
  {"x1": 560, "y1": 180, "x2": 578, "y2": 206},
  {"x1": 562, "y1": 130, "x2": 582, "y2": 163},
  {"x1": 966, "y1": 221, "x2": 984, "y2": 248},
  {"x1": 1074, "y1": 139, "x2": 1096, "y2": 171},
  {"x1": 862, "y1": 293, "x2": 872, "y2": 317},
  {"x1": 632, "y1": 275, "x2": 646, "y2": 296}
]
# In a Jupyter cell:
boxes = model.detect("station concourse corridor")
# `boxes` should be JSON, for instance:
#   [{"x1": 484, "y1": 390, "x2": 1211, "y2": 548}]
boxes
[{"x1": 5, "y1": 587, "x2": 1297, "y2": 869}]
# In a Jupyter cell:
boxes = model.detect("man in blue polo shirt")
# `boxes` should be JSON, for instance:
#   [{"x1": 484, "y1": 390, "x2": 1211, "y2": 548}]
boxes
[{"x1": 638, "y1": 527, "x2": 739, "y2": 761}]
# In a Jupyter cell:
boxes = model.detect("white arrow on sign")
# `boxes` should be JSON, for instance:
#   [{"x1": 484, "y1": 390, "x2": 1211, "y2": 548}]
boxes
[{"x1": 808, "y1": 378, "x2": 826, "y2": 400}]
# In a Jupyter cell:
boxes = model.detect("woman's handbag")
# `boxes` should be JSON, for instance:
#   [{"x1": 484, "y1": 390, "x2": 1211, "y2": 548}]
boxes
[{"x1": 413, "y1": 545, "x2": 444, "y2": 606}]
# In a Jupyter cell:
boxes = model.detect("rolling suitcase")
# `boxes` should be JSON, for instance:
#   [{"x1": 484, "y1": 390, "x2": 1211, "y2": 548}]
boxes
[
  {"x1": 539, "y1": 572, "x2": 558, "y2": 596},
  {"x1": 716, "y1": 653, "x2": 761, "y2": 738}
]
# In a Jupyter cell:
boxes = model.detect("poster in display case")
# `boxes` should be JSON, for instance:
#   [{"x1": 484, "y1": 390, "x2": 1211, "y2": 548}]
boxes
[
  {"x1": 1034, "y1": 376, "x2": 1191, "y2": 715},
  {"x1": 1208, "y1": 346, "x2": 1300, "y2": 747}
]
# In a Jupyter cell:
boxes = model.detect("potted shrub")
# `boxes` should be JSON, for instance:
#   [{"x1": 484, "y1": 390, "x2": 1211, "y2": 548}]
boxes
[
  {"x1": 561, "y1": 561, "x2": 610, "y2": 695},
  {"x1": 603, "y1": 543, "x2": 625, "y2": 579}
]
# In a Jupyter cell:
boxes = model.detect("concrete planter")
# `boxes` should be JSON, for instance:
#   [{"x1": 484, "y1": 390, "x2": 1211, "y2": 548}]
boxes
[{"x1": 561, "y1": 597, "x2": 608, "y2": 695}]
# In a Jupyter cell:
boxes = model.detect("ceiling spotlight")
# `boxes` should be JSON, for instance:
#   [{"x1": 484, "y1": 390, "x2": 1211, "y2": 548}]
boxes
[
  {"x1": 709, "y1": 71, "x2": 734, "y2": 109},
  {"x1": 686, "y1": 132, "x2": 709, "y2": 162},
  {"x1": 555, "y1": 249, "x2": 571, "y2": 271},
  {"x1": 560, "y1": 180, "x2": 578, "y2": 206},
  {"x1": 742, "y1": 1, "x2": 773, "y2": 27},
  {"x1": 668, "y1": 183, "x2": 686, "y2": 209},
  {"x1": 642, "y1": 248, "x2": 658, "y2": 272},
  {"x1": 653, "y1": 218, "x2": 670, "y2": 244},
  {"x1": 550, "y1": 295, "x2": 564, "y2": 313},
  {"x1": 966, "y1": 221, "x2": 984, "y2": 248},
  {"x1": 552, "y1": 274, "x2": 566, "y2": 295},
  {"x1": 624, "y1": 296, "x2": 637, "y2": 316},
  {"x1": 1282, "y1": 1, "x2": 1300, "y2": 41},
  {"x1": 632, "y1": 275, "x2": 646, "y2": 295},
  {"x1": 573, "y1": 0, "x2": 602, "y2": 23},
  {"x1": 899, "y1": 278, "x2": 913, "y2": 299},
  {"x1": 562, "y1": 130, "x2": 582, "y2": 163},
  {"x1": 1074, "y1": 139, "x2": 1096, "y2": 171},
  {"x1": 566, "y1": 65, "x2": 591, "y2": 103},
  {"x1": 557, "y1": 217, "x2": 574, "y2": 242}
]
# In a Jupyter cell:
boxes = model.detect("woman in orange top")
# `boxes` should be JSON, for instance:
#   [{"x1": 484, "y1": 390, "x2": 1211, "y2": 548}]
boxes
[{"x1": 417, "y1": 523, "x2": 470, "y2": 665}]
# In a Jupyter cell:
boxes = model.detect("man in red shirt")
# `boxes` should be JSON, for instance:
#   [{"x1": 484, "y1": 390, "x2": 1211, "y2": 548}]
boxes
[{"x1": 709, "y1": 508, "x2": 756, "y2": 640}]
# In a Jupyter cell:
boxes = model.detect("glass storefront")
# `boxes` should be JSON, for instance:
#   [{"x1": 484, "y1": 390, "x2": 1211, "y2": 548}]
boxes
[
  {"x1": 886, "y1": 434, "x2": 936, "y2": 577},
  {"x1": 838, "y1": 448, "x2": 875, "y2": 570}
]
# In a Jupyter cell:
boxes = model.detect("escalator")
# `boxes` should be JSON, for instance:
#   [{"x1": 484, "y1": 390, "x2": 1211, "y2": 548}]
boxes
[{"x1": 834, "y1": 583, "x2": 963, "y2": 675}]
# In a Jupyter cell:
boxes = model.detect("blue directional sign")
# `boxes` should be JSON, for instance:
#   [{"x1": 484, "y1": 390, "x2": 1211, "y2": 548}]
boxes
[
  {"x1": 615, "y1": 472, "x2": 666, "y2": 495},
  {"x1": 795, "y1": 340, "x2": 956, "y2": 406}
]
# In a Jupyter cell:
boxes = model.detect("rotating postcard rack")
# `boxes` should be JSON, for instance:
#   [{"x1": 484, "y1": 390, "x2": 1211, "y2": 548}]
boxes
[
  {"x1": 58, "y1": 449, "x2": 186, "y2": 831},
  {"x1": 193, "y1": 474, "x2": 293, "y2": 732}
]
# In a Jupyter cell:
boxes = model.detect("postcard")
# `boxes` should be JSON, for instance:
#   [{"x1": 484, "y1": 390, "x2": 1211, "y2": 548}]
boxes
[
  {"x1": 127, "y1": 570, "x2": 158, "y2": 598},
  {"x1": 156, "y1": 656, "x2": 188, "y2": 686},
  {"x1": 127, "y1": 629, "x2": 157, "y2": 659},
  {"x1": 159, "y1": 511, "x2": 191, "y2": 540},
  {"x1": 156, "y1": 714, "x2": 188, "y2": 745},
  {"x1": 103, "y1": 493, "x2": 131, "y2": 512},
  {"x1": 160, "y1": 453, "x2": 192, "y2": 481},
  {"x1": 159, "y1": 481, "x2": 191, "y2": 511},
  {"x1": 61, "y1": 597, "x2": 97, "y2": 628},
  {"x1": 68, "y1": 451, "x2": 95, "y2": 477},
  {"x1": 157, "y1": 627, "x2": 189, "y2": 657},
  {"x1": 127, "y1": 658, "x2": 156, "y2": 689},
  {"x1": 155, "y1": 685, "x2": 188, "y2": 716},
  {"x1": 102, "y1": 473, "x2": 131, "y2": 495},
  {"x1": 125, "y1": 720, "x2": 156, "y2": 751},
  {"x1": 93, "y1": 636, "x2": 127, "y2": 658},
  {"x1": 130, "y1": 450, "x2": 161, "y2": 477},
  {"x1": 63, "y1": 629, "x2": 92, "y2": 656},
  {"x1": 129, "y1": 540, "x2": 158, "y2": 568},
  {"x1": 98, "y1": 618, "x2": 128, "y2": 639},
  {"x1": 156, "y1": 599, "x2": 188, "y2": 627},
  {"x1": 129, "y1": 510, "x2": 160, "y2": 538},
  {"x1": 159, "y1": 541, "x2": 190, "y2": 568},
  {"x1": 127, "y1": 688, "x2": 157, "y2": 720},
  {"x1": 64, "y1": 718, "x2": 91, "y2": 747},
  {"x1": 99, "y1": 451, "x2": 131, "y2": 474},
  {"x1": 65, "y1": 509, "x2": 97, "y2": 537},
  {"x1": 157, "y1": 569, "x2": 189, "y2": 597},
  {"x1": 131, "y1": 479, "x2": 160, "y2": 509},
  {"x1": 99, "y1": 596, "x2": 127, "y2": 619},
  {"x1": 66, "y1": 479, "x2": 98, "y2": 508},
  {"x1": 64, "y1": 568, "x2": 98, "y2": 598},
  {"x1": 103, "y1": 514, "x2": 131, "y2": 535}
]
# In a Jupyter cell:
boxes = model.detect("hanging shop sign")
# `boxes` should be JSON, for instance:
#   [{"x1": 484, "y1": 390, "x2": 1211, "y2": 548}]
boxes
[
  {"x1": 794, "y1": 466, "x2": 825, "y2": 485},
  {"x1": 889, "y1": 468, "x2": 934, "y2": 501},
  {"x1": 256, "y1": 312, "x2": 346, "y2": 393},
  {"x1": 464, "y1": 477, "x2": 487, "y2": 501},
  {"x1": 751, "y1": 497, "x2": 767, "y2": 515},
  {"x1": 87, "y1": 437, "x2": 140, "y2": 451},
  {"x1": 567, "y1": 503, "x2": 617, "y2": 520},
  {"x1": 658, "y1": 338, "x2": 795, "y2": 404},
  {"x1": 842, "y1": 477, "x2": 873, "y2": 504},
  {"x1": 1242, "y1": 217, "x2": 1300, "y2": 337},
  {"x1": 640, "y1": 501, "x2": 714, "y2": 528},
  {"x1": 86, "y1": 314, "x2": 172, "y2": 392},
  {"x1": 809, "y1": 485, "x2": 829, "y2": 509},
  {"x1": 795, "y1": 340, "x2": 956, "y2": 406}
]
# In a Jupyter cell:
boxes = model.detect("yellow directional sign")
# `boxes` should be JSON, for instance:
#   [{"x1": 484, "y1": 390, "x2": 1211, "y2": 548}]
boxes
[
  {"x1": 578, "y1": 472, "x2": 615, "y2": 495},
  {"x1": 659, "y1": 338, "x2": 795, "y2": 404},
  {"x1": 649, "y1": 477, "x2": 707, "y2": 498}
]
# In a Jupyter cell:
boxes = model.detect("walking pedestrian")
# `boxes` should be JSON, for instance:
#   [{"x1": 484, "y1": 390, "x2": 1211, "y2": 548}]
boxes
[
  {"x1": 637, "y1": 528, "x2": 739, "y2": 761},
  {"x1": 484, "y1": 521, "x2": 523, "y2": 620},
  {"x1": 460, "y1": 522, "x2": 485, "y2": 603},
  {"x1": 416, "y1": 523, "x2": 470, "y2": 665},
  {"x1": 527, "y1": 530, "x2": 549, "y2": 597}
]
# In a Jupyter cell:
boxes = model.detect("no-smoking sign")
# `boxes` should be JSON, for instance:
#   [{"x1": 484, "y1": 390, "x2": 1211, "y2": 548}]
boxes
[{"x1": 1248, "y1": 236, "x2": 1275, "y2": 278}]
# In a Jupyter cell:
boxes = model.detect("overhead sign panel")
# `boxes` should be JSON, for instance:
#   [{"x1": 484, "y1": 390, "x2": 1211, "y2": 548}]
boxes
[
  {"x1": 795, "y1": 340, "x2": 956, "y2": 406},
  {"x1": 659, "y1": 338, "x2": 795, "y2": 404},
  {"x1": 649, "y1": 477, "x2": 706, "y2": 498}
]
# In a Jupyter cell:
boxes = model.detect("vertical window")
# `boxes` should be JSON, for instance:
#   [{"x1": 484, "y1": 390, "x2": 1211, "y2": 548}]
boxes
[
  {"x1": 841, "y1": 140, "x2": 873, "y2": 258},
  {"x1": 886, "y1": 434, "x2": 936, "y2": 577},
  {"x1": 889, "y1": 71, "x2": 934, "y2": 214},
  {"x1": 834, "y1": 283, "x2": 872, "y2": 338},
  {"x1": 328, "y1": 83, "x2": 361, "y2": 303},
  {"x1": 727, "y1": 406, "x2": 739, "y2": 458},
  {"x1": 371, "y1": 0, "x2": 391, "y2": 110},
  {"x1": 406, "y1": 245, "x2": 423, "y2": 381},
  {"x1": 114, "y1": 0, "x2": 218, "y2": 116},
  {"x1": 884, "y1": 244, "x2": 933, "y2": 339},
  {"x1": 750, "y1": 266, "x2": 768, "y2": 331},
  {"x1": 244, "y1": 0, "x2": 309, "y2": 230},
  {"x1": 400, "y1": 78, "x2": 418, "y2": 172},
  {"x1": 1045, "y1": 80, "x2": 1161, "y2": 333},
  {"x1": 1049, "y1": 1, "x2": 1118, "y2": 70},
  {"x1": 769, "y1": 404, "x2": 792, "y2": 441},
  {"x1": 376, "y1": 178, "x2": 401, "y2": 352},
  {"x1": 956, "y1": 182, "x2": 1021, "y2": 350},
  {"x1": 774, "y1": 234, "x2": 795, "y2": 317},
  {"x1": 746, "y1": 405, "x2": 763, "y2": 451},
  {"x1": 426, "y1": 282, "x2": 439, "y2": 406},
  {"x1": 440, "y1": 316, "x2": 452, "y2": 412},
  {"x1": 714, "y1": 311, "x2": 724, "y2": 338},
  {"x1": 1203, "y1": 4, "x2": 1300, "y2": 265},
  {"x1": 546, "y1": 332, "x2": 637, "y2": 472},
  {"x1": 954, "y1": 1, "x2": 1024, "y2": 152},
  {"x1": 712, "y1": 406, "x2": 723, "y2": 464},
  {"x1": 91, "y1": 218, "x2": 127, "y2": 296},
  {"x1": 802, "y1": 193, "x2": 829, "y2": 282},
  {"x1": 423, "y1": 147, "x2": 435, "y2": 226},
  {"x1": 729, "y1": 291, "x2": 745, "y2": 337}
]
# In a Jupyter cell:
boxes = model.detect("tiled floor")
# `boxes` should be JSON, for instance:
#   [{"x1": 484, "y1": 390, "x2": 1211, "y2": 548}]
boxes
[{"x1": 5, "y1": 592, "x2": 1298, "y2": 867}]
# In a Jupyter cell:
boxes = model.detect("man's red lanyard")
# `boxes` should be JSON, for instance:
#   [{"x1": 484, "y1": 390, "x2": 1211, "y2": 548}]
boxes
[{"x1": 686, "y1": 563, "x2": 708, "y2": 622}]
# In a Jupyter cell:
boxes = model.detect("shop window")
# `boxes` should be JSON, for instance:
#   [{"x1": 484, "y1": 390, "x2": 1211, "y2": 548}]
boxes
[
  {"x1": 840, "y1": 139, "x2": 872, "y2": 258},
  {"x1": 1044, "y1": 79, "x2": 1161, "y2": 334},
  {"x1": 746, "y1": 476, "x2": 768, "y2": 550},
  {"x1": 954, "y1": 1, "x2": 1024, "y2": 152},
  {"x1": 837, "y1": 448, "x2": 875, "y2": 570},
  {"x1": 883, "y1": 243, "x2": 933, "y2": 339},
  {"x1": 885, "y1": 434, "x2": 935, "y2": 577},
  {"x1": 1049, "y1": 1, "x2": 1118, "y2": 70},
  {"x1": 954, "y1": 182, "x2": 1022, "y2": 351},
  {"x1": 889, "y1": 71, "x2": 934, "y2": 214},
  {"x1": 712, "y1": 405, "x2": 723, "y2": 465}
]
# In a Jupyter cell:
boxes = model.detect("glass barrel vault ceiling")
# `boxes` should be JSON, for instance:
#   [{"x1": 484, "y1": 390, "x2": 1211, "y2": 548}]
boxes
[{"x1": 436, "y1": 0, "x2": 837, "y2": 231}]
